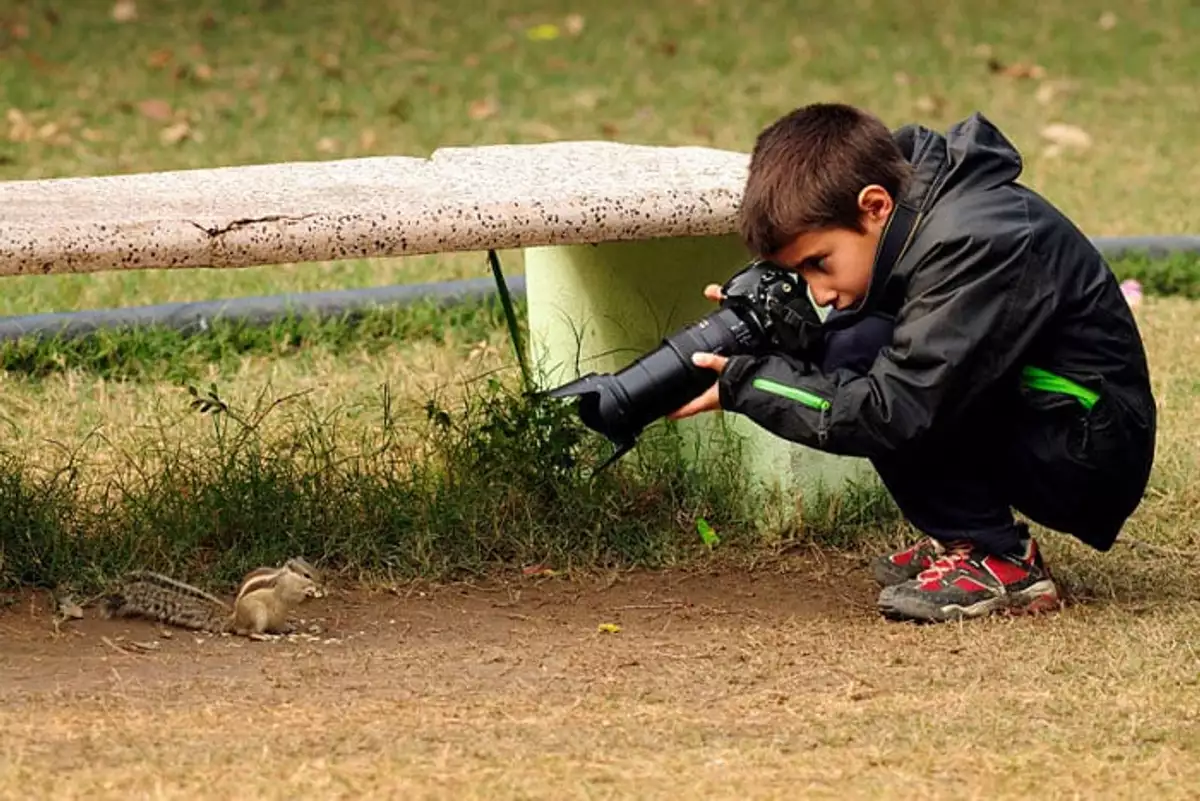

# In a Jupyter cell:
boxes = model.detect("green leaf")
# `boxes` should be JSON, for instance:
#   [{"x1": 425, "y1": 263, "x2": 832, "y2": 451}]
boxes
[{"x1": 696, "y1": 517, "x2": 720, "y2": 548}]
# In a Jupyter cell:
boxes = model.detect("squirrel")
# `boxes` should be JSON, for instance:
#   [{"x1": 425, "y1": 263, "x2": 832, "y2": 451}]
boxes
[{"x1": 100, "y1": 557, "x2": 323, "y2": 637}]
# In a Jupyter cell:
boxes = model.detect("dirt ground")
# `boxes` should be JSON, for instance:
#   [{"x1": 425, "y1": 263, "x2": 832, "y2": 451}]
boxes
[{"x1": 3, "y1": 553, "x2": 1199, "y2": 800}]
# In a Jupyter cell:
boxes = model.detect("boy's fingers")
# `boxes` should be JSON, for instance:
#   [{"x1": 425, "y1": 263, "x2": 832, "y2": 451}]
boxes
[
  {"x1": 668, "y1": 387, "x2": 717, "y2": 420},
  {"x1": 703, "y1": 284, "x2": 724, "y2": 303},
  {"x1": 691, "y1": 352, "x2": 729, "y2": 372}
]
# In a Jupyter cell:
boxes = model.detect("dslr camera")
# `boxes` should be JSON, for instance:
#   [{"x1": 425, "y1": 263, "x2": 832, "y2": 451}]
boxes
[{"x1": 545, "y1": 260, "x2": 825, "y2": 468}]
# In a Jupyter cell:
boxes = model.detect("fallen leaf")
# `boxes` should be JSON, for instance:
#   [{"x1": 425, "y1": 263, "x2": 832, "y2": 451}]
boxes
[
  {"x1": 600, "y1": 121, "x2": 619, "y2": 137},
  {"x1": 914, "y1": 95, "x2": 945, "y2": 114},
  {"x1": 658, "y1": 40, "x2": 678, "y2": 57},
  {"x1": 1040, "y1": 122, "x2": 1092, "y2": 150},
  {"x1": 521, "y1": 121, "x2": 561, "y2": 139},
  {"x1": 526, "y1": 23, "x2": 559, "y2": 41},
  {"x1": 7, "y1": 108, "x2": 34, "y2": 142},
  {"x1": 1098, "y1": 11, "x2": 1117, "y2": 30},
  {"x1": 146, "y1": 49, "x2": 173, "y2": 69},
  {"x1": 9, "y1": 22, "x2": 30, "y2": 40},
  {"x1": 358, "y1": 128, "x2": 377, "y2": 150},
  {"x1": 318, "y1": 52, "x2": 341, "y2": 77},
  {"x1": 111, "y1": 0, "x2": 137, "y2": 23},
  {"x1": 893, "y1": 71, "x2": 911, "y2": 86},
  {"x1": 1035, "y1": 82, "x2": 1058, "y2": 105},
  {"x1": 573, "y1": 89, "x2": 600, "y2": 110},
  {"x1": 81, "y1": 128, "x2": 105, "y2": 142},
  {"x1": 988, "y1": 59, "x2": 1045, "y2": 79},
  {"x1": 522, "y1": 564, "x2": 558, "y2": 577},
  {"x1": 597, "y1": 622, "x2": 621, "y2": 634},
  {"x1": 463, "y1": 54, "x2": 480, "y2": 67},
  {"x1": 467, "y1": 97, "x2": 498, "y2": 120},
  {"x1": 137, "y1": 98, "x2": 173, "y2": 121},
  {"x1": 564, "y1": 14, "x2": 585, "y2": 36},
  {"x1": 193, "y1": 63, "x2": 214, "y2": 82},
  {"x1": 315, "y1": 136, "x2": 338, "y2": 153},
  {"x1": 160, "y1": 121, "x2": 190, "y2": 145}
]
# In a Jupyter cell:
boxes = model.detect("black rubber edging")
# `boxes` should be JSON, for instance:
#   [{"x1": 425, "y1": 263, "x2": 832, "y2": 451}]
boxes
[{"x1": 0, "y1": 235, "x2": 1196, "y2": 343}]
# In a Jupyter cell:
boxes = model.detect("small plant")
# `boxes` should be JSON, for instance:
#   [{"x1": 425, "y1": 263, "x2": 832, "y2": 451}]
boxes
[{"x1": 6, "y1": 372, "x2": 869, "y2": 592}]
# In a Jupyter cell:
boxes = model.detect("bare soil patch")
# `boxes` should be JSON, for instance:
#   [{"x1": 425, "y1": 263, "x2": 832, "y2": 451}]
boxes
[{"x1": 3, "y1": 555, "x2": 1198, "y2": 799}]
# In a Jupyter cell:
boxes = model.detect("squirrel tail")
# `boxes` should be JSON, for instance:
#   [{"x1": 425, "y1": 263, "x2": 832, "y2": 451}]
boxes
[{"x1": 102, "y1": 570, "x2": 232, "y2": 634}]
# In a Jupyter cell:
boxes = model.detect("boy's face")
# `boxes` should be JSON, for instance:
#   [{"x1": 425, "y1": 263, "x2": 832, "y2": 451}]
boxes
[{"x1": 769, "y1": 185, "x2": 894, "y2": 312}]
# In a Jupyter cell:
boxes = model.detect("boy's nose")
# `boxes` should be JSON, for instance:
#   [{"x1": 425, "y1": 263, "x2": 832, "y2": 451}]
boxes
[{"x1": 810, "y1": 284, "x2": 838, "y2": 308}]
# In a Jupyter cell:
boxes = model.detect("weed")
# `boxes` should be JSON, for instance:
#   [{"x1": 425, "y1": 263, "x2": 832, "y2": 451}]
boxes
[{"x1": 6, "y1": 371, "x2": 887, "y2": 593}]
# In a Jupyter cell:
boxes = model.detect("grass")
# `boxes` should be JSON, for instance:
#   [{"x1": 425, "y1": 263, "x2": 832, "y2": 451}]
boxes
[
  {"x1": 2, "y1": 0, "x2": 1198, "y2": 310},
  {"x1": 2, "y1": 3, "x2": 1199, "y2": 797},
  {"x1": 0, "y1": 295, "x2": 518, "y2": 383},
  {"x1": 0, "y1": 0, "x2": 1196, "y2": 589},
  {"x1": 0, "y1": 367, "x2": 906, "y2": 594}
]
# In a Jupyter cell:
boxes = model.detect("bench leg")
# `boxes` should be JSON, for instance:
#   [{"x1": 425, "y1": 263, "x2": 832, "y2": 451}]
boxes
[{"x1": 523, "y1": 235, "x2": 873, "y2": 507}]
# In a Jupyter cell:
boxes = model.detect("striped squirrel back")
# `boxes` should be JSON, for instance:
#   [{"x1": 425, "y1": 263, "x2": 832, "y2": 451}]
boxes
[{"x1": 101, "y1": 570, "x2": 233, "y2": 633}]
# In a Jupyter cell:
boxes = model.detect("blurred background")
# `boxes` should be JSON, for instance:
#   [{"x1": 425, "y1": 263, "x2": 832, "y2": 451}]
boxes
[{"x1": 2, "y1": 0, "x2": 1197, "y2": 312}]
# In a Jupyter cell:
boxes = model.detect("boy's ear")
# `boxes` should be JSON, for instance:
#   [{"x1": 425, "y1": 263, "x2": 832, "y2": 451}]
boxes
[{"x1": 857, "y1": 184, "x2": 894, "y2": 223}]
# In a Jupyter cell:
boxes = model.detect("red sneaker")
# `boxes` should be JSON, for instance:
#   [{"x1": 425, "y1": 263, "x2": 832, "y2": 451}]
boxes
[
  {"x1": 876, "y1": 535, "x2": 1060, "y2": 623},
  {"x1": 871, "y1": 536, "x2": 942, "y2": 587}
]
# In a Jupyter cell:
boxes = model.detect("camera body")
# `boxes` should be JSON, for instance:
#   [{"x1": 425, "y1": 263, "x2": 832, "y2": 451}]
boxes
[{"x1": 545, "y1": 260, "x2": 824, "y2": 468}]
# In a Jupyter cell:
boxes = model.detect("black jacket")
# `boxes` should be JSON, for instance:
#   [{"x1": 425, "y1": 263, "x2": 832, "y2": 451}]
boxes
[{"x1": 719, "y1": 113, "x2": 1156, "y2": 469}]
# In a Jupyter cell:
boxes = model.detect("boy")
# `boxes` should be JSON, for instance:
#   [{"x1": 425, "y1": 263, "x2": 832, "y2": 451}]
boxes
[{"x1": 671, "y1": 103, "x2": 1157, "y2": 624}]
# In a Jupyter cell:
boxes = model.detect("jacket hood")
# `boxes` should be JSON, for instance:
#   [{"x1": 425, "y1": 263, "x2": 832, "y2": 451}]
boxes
[{"x1": 895, "y1": 112, "x2": 1025, "y2": 213}]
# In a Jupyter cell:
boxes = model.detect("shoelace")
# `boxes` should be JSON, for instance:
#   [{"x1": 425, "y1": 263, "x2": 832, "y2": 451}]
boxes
[{"x1": 917, "y1": 540, "x2": 975, "y2": 582}]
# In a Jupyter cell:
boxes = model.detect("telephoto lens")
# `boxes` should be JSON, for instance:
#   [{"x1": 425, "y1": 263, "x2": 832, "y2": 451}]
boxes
[
  {"x1": 546, "y1": 306, "x2": 758, "y2": 451},
  {"x1": 544, "y1": 260, "x2": 812, "y2": 470}
]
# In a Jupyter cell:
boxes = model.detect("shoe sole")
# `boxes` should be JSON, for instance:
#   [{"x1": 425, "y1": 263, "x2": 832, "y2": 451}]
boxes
[{"x1": 878, "y1": 579, "x2": 1061, "y2": 624}]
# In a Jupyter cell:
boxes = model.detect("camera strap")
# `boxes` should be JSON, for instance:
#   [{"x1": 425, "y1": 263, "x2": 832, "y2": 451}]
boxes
[{"x1": 773, "y1": 297, "x2": 825, "y2": 361}]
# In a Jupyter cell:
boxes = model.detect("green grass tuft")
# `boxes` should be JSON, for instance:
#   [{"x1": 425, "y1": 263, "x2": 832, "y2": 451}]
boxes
[
  {"x1": 1, "y1": 374, "x2": 899, "y2": 594},
  {"x1": 2, "y1": 254, "x2": 1195, "y2": 384},
  {"x1": 0, "y1": 297, "x2": 516, "y2": 382}
]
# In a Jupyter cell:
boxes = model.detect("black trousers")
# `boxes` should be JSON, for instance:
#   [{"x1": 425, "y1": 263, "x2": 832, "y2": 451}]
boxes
[{"x1": 821, "y1": 314, "x2": 1154, "y2": 554}]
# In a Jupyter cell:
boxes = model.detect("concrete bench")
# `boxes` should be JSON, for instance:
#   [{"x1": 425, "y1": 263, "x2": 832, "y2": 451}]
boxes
[{"x1": 0, "y1": 142, "x2": 871, "y2": 495}]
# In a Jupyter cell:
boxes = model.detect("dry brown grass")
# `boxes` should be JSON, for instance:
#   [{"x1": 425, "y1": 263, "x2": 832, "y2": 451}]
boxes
[{"x1": 0, "y1": 328, "x2": 514, "y2": 480}]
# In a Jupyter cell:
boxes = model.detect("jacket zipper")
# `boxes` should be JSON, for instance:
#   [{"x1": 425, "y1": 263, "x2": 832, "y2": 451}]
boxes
[{"x1": 751, "y1": 378, "x2": 833, "y2": 446}]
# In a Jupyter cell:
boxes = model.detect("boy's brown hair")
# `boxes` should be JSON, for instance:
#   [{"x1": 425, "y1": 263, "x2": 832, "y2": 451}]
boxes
[{"x1": 739, "y1": 103, "x2": 913, "y2": 257}]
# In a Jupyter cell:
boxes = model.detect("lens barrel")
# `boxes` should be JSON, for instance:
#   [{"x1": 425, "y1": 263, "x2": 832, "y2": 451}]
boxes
[{"x1": 548, "y1": 306, "x2": 758, "y2": 445}]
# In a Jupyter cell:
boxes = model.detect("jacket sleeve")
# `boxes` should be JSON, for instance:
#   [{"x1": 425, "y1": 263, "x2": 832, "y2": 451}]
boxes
[{"x1": 717, "y1": 229, "x2": 1052, "y2": 458}]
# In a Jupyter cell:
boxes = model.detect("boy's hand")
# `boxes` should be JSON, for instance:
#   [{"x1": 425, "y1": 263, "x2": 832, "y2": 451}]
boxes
[
  {"x1": 666, "y1": 283, "x2": 728, "y2": 420},
  {"x1": 667, "y1": 352, "x2": 729, "y2": 420}
]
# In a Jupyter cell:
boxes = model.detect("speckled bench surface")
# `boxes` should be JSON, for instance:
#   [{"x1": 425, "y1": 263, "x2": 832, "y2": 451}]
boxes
[{"x1": 0, "y1": 142, "x2": 749, "y2": 276}]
